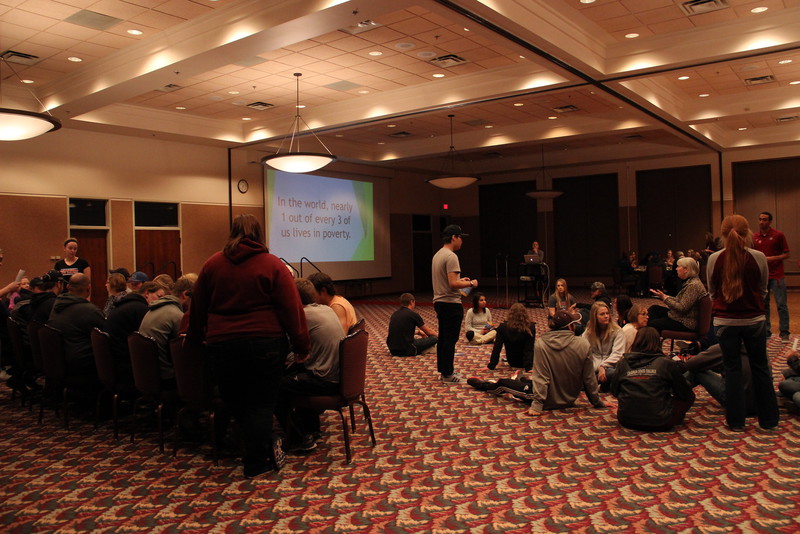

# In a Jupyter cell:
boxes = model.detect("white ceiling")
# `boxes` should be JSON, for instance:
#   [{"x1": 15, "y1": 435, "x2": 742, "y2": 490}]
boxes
[{"x1": 2, "y1": 0, "x2": 800, "y2": 174}]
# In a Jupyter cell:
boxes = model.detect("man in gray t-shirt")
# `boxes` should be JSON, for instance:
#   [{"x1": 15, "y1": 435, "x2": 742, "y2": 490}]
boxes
[{"x1": 432, "y1": 224, "x2": 477, "y2": 382}]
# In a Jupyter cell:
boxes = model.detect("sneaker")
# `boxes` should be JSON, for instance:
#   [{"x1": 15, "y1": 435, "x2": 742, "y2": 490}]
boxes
[
  {"x1": 780, "y1": 333, "x2": 790, "y2": 343},
  {"x1": 270, "y1": 435, "x2": 287, "y2": 471},
  {"x1": 440, "y1": 372, "x2": 461, "y2": 383},
  {"x1": 285, "y1": 434, "x2": 318, "y2": 454},
  {"x1": 466, "y1": 331, "x2": 475, "y2": 342}
]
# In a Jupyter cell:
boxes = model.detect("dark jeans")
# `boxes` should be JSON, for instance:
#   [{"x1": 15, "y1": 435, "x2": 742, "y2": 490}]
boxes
[
  {"x1": 208, "y1": 337, "x2": 287, "y2": 471},
  {"x1": 434, "y1": 302, "x2": 464, "y2": 376},
  {"x1": 715, "y1": 322, "x2": 779, "y2": 429},
  {"x1": 276, "y1": 368, "x2": 339, "y2": 444}
]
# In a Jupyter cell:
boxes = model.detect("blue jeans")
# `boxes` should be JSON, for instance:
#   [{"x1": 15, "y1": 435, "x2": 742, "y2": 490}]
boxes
[
  {"x1": 208, "y1": 337, "x2": 287, "y2": 471},
  {"x1": 434, "y1": 302, "x2": 464, "y2": 376},
  {"x1": 715, "y1": 323, "x2": 779, "y2": 428},
  {"x1": 765, "y1": 278, "x2": 790, "y2": 336}
]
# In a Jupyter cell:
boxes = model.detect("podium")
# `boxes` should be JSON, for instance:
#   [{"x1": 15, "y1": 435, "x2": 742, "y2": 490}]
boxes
[{"x1": 518, "y1": 262, "x2": 547, "y2": 307}]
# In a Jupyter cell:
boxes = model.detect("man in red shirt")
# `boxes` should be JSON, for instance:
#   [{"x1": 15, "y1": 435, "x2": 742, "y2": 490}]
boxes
[{"x1": 752, "y1": 211, "x2": 790, "y2": 342}]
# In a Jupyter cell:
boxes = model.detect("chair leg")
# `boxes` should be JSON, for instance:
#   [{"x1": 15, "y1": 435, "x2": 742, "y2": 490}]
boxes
[
  {"x1": 112, "y1": 393, "x2": 120, "y2": 441},
  {"x1": 360, "y1": 401, "x2": 376, "y2": 447},
  {"x1": 173, "y1": 407, "x2": 183, "y2": 458},
  {"x1": 157, "y1": 402, "x2": 164, "y2": 453},
  {"x1": 210, "y1": 411, "x2": 218, "y2": 466},
  {"x1": 349, "y1": 405, "x2": 357, "y2": 432},
  {"x1": 62, "y1": 388, "x2": 69, "y2": 430},
  {"x1": 337, "y1": 409, "x2": 352, "y2": 464}
]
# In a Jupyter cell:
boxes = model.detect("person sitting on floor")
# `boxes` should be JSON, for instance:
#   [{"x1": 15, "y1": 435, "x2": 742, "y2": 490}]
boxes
[
  {"x1": 464, "y1": 292, "x2": 496, "y2": 345},
  {"x1": 526, "y1": 309, "x2": 604, "y2": 416},
  {"x1": 610, "y1": 327, "x2": 695, "y2": 431},
  {"x1": 614, "y1": 294, "x2": 633, "y2": 328},
  {"x1": 277, "y1": 278, "x2": 345, "y2": 452},
  {"x1": 308, "y1": 271, "x2": 357, "y2": 335},
  {"x1": 778, "y1": 347, "x2": 800, "y2": 412},
  {"x1": 680, "y1": 342, "x2": 756, "y2": 416},
  {"x1": 486, "y1": 302, "x2": 534, "y2": 371},
  {"x1": 578, "y1": 281, "x2": 613, "y2": 324},
  {"x1": 386, "y1": 293, "x2": 437, "y2": 356},
  {"x1": 581, "y1": 301, "x2": 624, "y2": 389},
  {"x1": 620, "y1": 304, "x2": 649, "y2": 352}
]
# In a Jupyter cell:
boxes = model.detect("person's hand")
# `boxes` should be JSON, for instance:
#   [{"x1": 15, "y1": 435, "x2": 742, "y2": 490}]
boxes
[
  {"x1": 650, "y1": 289, "x2": 665, "y2": 300},
  {"x1": 597, "y1": 366, "x2": 607, "y2": 383}
]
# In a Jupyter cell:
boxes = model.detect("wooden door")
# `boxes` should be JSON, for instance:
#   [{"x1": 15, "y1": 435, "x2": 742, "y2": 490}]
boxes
[
  {"x1": 135, "y1": 230, "x2": 181, "y2": 279},
  {"x1": 71, "y1": 229, "x2": 108, "y2": 308}
]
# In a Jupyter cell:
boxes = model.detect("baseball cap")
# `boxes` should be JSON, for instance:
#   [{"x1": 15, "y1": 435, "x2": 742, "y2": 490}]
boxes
[
  {"x1": 128, "y1": 271, "x2": 150, "y2": 283},
  {"x1": 550, "y1": 309, "x2": 581, "y2": 330},
  {"x1": 442, "y1": 224, "x2": 469, "y2": 237}
]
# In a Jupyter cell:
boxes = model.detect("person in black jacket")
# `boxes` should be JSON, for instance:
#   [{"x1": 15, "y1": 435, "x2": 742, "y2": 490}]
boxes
[
  {"x1": 610, "y1": 327, "x2": 695, "y2": 431},
  {"x1": 487, "y1": 303, "x2": 534, "y2": 371}
]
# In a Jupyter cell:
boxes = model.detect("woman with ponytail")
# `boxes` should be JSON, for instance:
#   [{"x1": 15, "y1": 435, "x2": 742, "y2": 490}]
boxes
[{"x1": 706, "y1": 214, "x2": 778, "y2": 432}]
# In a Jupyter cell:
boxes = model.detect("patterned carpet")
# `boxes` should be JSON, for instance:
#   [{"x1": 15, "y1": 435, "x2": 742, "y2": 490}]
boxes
[{"x1": 2, "y1": 294, "x2": 799, "y2": 533}]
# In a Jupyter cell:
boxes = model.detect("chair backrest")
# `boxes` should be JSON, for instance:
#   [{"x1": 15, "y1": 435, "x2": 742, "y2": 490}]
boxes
[
  {"x1": 347, "y1": 317, "x2": 366, "y2": 335},
  {"x1": 6, "y1": 316, "x2": 31, "y2": 369},
  {"x1": 339, "y1": 329, "x2": 369, "y2": 401},
  {"x1": 696, "y1": 294, "x2": 713, "y2": 335},
  {"x1": 38, "y1": 324, "x2": 67, "y2": 383},
  {"x1": 128, "y1": 331, "x2": 162, "y2": 400},
  {"x1": 27, "y1": 321, "x2": 45, "y2": 371},
  {"x1": 170, "y1": 337, "x2": 211, "y2": 406},
  {"x1": 91, "y1": 328, "x2": 116, "y2": 390}
]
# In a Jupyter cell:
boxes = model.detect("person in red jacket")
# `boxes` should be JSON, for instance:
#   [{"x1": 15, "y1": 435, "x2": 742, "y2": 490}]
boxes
[{"x1": 187, "y1": 214, "x2": 309, "y2": 478}]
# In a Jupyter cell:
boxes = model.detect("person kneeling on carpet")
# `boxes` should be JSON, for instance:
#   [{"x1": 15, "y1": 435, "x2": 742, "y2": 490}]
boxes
[
  {"x1": 610, "y1": 327, "x2": 695, "y2": 431},
  {"x1": 386, "y1": 293, "x2": 437, "y2": 356}
]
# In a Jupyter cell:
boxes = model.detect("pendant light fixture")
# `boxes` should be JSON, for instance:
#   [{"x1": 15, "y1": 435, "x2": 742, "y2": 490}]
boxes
[
  {"x1": 262, "y1": 72, "x2": 337, "y2": 173},
  {"x1": 526, "y1": 144, "x2": 562, "y2": 199},
  {"x1": 0, "y1": 55, "x2": 61, "y2": 141},
  {"x1": 426, "y1": 114, "x2": 480, "y2": 189}
]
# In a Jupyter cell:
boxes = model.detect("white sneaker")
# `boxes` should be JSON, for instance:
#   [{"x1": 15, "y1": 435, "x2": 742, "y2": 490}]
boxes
[{"x1": 440, "y1": 372, "x2": 461, "y2": 383}]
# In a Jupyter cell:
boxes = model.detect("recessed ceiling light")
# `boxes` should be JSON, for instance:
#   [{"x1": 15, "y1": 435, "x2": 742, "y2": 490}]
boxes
[
  {"x1": 547, "y1": 116, "x2": 558, "y2": 120},
  {"x1": 750, "y1": 6, "x2": 768, "y2": 13},
  {"x1": 625, "y1": 33, "x2": 639, "y2": 39},
  {"x1": 738, "y1": 127, "x2": 747, "y2": 131},
  {"x1": 67, "y1": 56, "x2": 82, "y2": 62},
  {"x1": 432, "y1": 73, "x2": 445, "y2": 78},
  {"x1": 377, "y1": 141, "x2": 385, "y2": 145},
  {"x1": 358, "y1": 90, "x2": 370, "y2": 94},
  {"x1": 790, "y1": 80, "x2": 800, "y2": 85},
  {"x1": 580, "y1": 0, "x2": 596, "y2": 4},
  {"x1": 778, "y1": 59, "x2": 793, "y2": 65},
  {"x1": 699, "y1": 93, "x2": 710, "y2": 97},
  {"x1": 514, "y1": 103, "x2": 524, "y2": 107},
  {"x1": 368, "y1": 51, "x2": 382, "y2": 56},
  {"x1": 127, "y1": 29, "x2": 143, "y2": 35},
  {"x1": 395, "y1": 42, "x2": 415, "y2": 50},
  {"x1": 296, "y1": 104, "x2": 306, "y2": 109},
  {"x1": 335, "y1": 134, "x2": 344, "y2": 137},
  {"x1": 387, "y1": 124, "x2": 397, "y2": 128},
  {"x1": 463, "y1": 27, "x2": 470, "y2": 32},
  {"x1": 417, "y1": 51, "x2": 437, "y2": 58},
  {"x1": 678, "y1": 75, "x2": 690, "y2": 80},
  {"x1": 20, "y1": 79, "x2": 34, "y2": 84},
  {"x1": 175, "y1": 106, "x2": 186, "y2": 110},
  {"x1": 242, "y1": 117, "x2": 252, "y2": 121},
  {"x1": 484, "y1": 125, "x2": 493, "y2": 129},
  {"x1": 228, "y1": 90, "x2": 240, "y2": 95}
]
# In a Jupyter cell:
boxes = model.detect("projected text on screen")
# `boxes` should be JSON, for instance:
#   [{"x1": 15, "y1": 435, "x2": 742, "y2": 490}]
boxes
[{"x1": 268, "y1": 170, "x2": 374, "y2": 263}]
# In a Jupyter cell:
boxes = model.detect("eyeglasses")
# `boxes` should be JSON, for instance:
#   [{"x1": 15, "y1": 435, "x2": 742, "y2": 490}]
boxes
[{"x1": 639, "y1": 311, "x2": 649, "y2": 316}]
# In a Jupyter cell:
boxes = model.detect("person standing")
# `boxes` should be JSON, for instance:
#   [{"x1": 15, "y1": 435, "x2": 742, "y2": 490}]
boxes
[
  {"x1": 707, "y1": 214, "x2": 779, "y2": 432},
  {"x1": 54, "y1": 238, "x2": 91, "y2": 285},
  {"x1": 752, "y1": 211, "x2": 790, "y2": 342},
  {"x1": 432, "y1": 224, "x2": 476, "y2": 383},
  {"x1": 187, "y1": 214, "x2": 309, "y2": 478}
]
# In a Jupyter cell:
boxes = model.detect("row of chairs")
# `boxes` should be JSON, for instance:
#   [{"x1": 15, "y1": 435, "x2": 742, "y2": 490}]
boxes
[{"x1": 5, "y1": 316, "x2": 376, "y2": 465}]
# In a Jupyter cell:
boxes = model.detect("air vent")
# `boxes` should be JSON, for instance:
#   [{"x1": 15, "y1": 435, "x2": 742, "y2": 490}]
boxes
[
  {"x1": 246, "y1": 102, "x2": 273, "y2": 111},
  {"x1": 341, "y1": 20, "x2": 380, "y2": 35},
  {"x1": 678, "y1": 0, "x2": 729, "y2": 16},
  {"x1": 1, "y1": 50, "x2": 40, "y2": 66},
  {"x1": 776, "y1": 115, "x2": 799, "y2": 124},
  {"x1": 464, "y1": 119, "x2": 491, "y2": 127},
  {"x1": 552, "y1": 105, "x2": 579, "y2": 113},
  {"x1": 429, "y1": 54, "x2": 467, "y2": 68},
  {"x1": 389, "y1": 131, "x2": 412, "y2": 138},
  {"x1": 622, "y1": 134, "x2": 643, "y2": 140},
  {"x1": 157, "y1": 84, "x2": 182, "y2": 93},
  {"x1": 744, "y1": 75, "x2": 776, "y2": 86},
  {"x1": 64, "y1": 10, "x2": 123, "y2": 30}
]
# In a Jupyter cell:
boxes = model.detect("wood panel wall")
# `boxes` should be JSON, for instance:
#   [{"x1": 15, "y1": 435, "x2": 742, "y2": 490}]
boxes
[{"x1": 0, "y1": 194, "x2": 68, "y2": 279}]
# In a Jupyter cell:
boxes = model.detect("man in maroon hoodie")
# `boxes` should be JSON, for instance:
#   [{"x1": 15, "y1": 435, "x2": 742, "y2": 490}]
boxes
[{"x1": 188, "y1": 214, "x2": 309, "y2": 478}]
